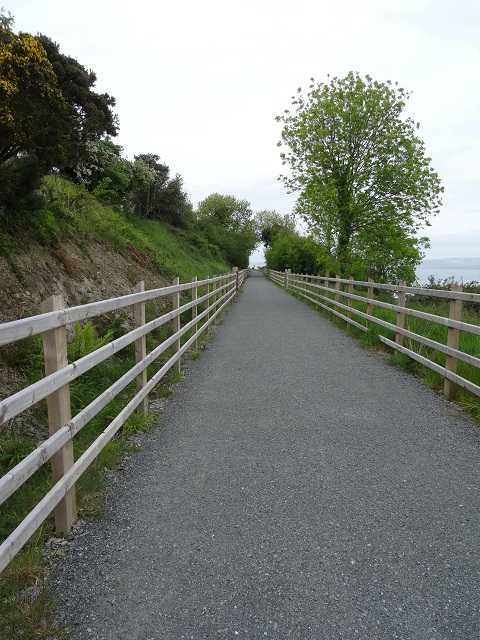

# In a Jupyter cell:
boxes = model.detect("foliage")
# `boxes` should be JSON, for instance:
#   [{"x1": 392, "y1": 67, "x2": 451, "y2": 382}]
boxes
[
  {"x1": 33, "y1": 175, "x2": 230, "y2": 278},
  {"x1": 422, "y1": 276, "x2": 480, "y2": 294},
  {"x1": 266, "y1": 229, "x2": 333, "y2": 274},
  {"x1": 0, "y1": 14, "x2": 117, "y2": 215},
  {"x1": 0, "y1": 22, "x2": 67, "y2": 167},
  {"x1": 37, "y1": 34, "x2": 117, "y2": 168},
  {"x1": 255, "y1": 209, "x2": 295, "y2": 247},
  {"x1": 196, "y1": 193, "x2": 258, "y2": 268},
  {"x1": 0, "y1": 18, "x2": 67, "y2": 216},
  {"x1": 69, "y1": 322, "x2": 114, "y2": 361},
  {"x1": 0, "y1": 156, "x2": 45, "y2": 226},
  {"x1": 420, "y1": 276, "x2": 480, "y2": 312},
  {"x1": 75, "y1": 143, "x2": 193, "y2": 227},
  {"x1": 75, "y1": 138, "x2": 131, "y2": 208},
  {"x1": 130, "y1": 154, "x2": 192, "y2": 226},
  {"x1": 351, "y1": 225, "x2": 429, "y2": 283},
  {"x1": 197, "y1": 193, "x2": 252, "y2": 229},
  {"x1": 277, "y1": 72, "x2": 443, "y2": 276}
]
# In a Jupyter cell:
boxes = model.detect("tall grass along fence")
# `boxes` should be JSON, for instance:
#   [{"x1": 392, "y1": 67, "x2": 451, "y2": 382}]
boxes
[
  {"x1": 267, "y1": 267, "x2": 480, "y2": 402},
  {"x1": 0, "y1": 268, "x2": 248, "y2": 573}
]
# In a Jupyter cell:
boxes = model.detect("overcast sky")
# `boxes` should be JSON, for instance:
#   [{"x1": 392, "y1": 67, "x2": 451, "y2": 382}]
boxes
[{"x1": 9, "y1": 0, "x2": 480, "y2": 265}]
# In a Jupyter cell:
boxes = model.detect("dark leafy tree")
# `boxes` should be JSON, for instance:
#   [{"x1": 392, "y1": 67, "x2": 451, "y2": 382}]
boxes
[
  {"x1": 0, "y1": 19, "x2": 70, "y2": 168},
  {"x1": 154, "y1": 174, "x2": 192, "y2": 227},
  {"x1": 0, "y1": 15, "x2": 118, "y2": 215},
  {"x1": 130, "y1": 154, "x2": 191, "y2": 226},
  {"x1": 37, "y1": 35, "x2": 117, "y2": 170}
]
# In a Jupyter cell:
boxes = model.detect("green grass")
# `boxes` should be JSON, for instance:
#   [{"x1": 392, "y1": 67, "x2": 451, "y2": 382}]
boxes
[
  {"x1": 279, "y1": 278, "x2": 480, "y2": 421},
  {"x1": 133, "y1": 218, "x2": 229, "y2": 281}
]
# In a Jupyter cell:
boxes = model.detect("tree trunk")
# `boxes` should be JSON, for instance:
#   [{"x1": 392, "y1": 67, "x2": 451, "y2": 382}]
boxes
[{"x1": 336, "y1": 177, "x2": 353, "y2": 276}]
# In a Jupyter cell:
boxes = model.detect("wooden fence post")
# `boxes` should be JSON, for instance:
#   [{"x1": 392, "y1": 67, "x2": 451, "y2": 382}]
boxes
[
  {"x1": 206, "y1": 275, "x2": 211, "y2": 330},
  {"x1": 366, "y1": 278, "x2": 374, "y2": 325},
  {"x1": 347, "y1": 277, "x2": 354, "y2": 319},
  {"x1": 41, "y1": 294, "x2": 77, "y2": 535},
  {"x1": 335, "y1": 274, "x2": 341, "y2": 303},
  {"x1": 172, "y1": 276, "x2": 181, "y2": 373},
  {"x1": 192, "y1": 276, "x2": 198, "y2": 352},
  {"x1": 133, "y1": 281, "x2": 148, "y2": 414},
  {"x1": 214, "y1": 275, "x2": 221, "y2": 325},
  {"x1": 219, "y1": 274, "x2": 223, "y2": 319},
  {"x1": 444, "y1": 284, "x2": 463, "y2": 400},
  {"x1": 395, "y1": 281, "x2": 407, "y2": 346},
  {"x1": 233, "y1": 267, "x2": 239, "y2": 298}
]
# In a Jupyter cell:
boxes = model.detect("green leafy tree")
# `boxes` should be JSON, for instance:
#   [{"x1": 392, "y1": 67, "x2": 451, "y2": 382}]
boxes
[
  {"x1": 255, "y1": 210, "x2": 295, "y2": 247},
  {"x1": 197, "y1": 193, "x2": 253, "y2": 230},
  {"x1": 265, "y1": 229, "x2": 332, "y2": 274},
  {"x1": 352, "y1": 222, "x2": 429, "y2": 283},
  {"x1": 196, "y1": 193, "x2": 257, "y2": 268},
  {"x1": 277, "y1": 72, "x2": 443, "y2": 275}
]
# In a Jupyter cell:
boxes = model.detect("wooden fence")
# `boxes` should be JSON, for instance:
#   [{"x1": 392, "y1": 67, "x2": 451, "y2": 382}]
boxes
[
  {"x1": 0, "y1": 268, "x2": 248, "y2": 573},
  {"x1": 267, "y1": 267, "x2": 480, "y2": 401}
]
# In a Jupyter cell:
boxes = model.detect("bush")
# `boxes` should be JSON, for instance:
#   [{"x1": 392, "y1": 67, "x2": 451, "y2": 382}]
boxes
[
  {"x1": 0, "y1": 157, "x2": 44, "y2": 227},
  {"x1": 266, "y1": 231, "x2": 334, "y2": 274}
]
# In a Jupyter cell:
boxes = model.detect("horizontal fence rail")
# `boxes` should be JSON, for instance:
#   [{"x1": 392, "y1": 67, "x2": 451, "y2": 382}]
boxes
[
  {"x1": 0, "y1": 267, "x2": 248, "y2": 573},
  {"x1": 266, "y1": 267, "x2": 480, "y2": 402}
]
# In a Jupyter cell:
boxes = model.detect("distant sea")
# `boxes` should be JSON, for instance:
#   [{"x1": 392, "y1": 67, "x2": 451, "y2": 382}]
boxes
[{"x1": 416, "y1": 258, "x2": 480, "y2": 284}]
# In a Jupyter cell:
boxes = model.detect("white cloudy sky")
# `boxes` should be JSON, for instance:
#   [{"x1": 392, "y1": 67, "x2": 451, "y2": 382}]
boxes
[{"x1": 8, "y1": 0, "x2": 480, "y2": 265}]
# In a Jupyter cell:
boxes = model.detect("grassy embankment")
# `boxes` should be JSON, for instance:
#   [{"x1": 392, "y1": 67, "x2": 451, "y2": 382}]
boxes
[
  {"x1": 0, "y1": 176, "x2": 231, "y2": 638},
  {"x1": 281, "y1": 277, "x2": 480, "y2": 421}
]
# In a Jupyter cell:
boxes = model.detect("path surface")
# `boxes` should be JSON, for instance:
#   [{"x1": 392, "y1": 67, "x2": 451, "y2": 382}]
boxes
[{"x1": 54, "y1": 273, "x2": 480, "y2": 639}]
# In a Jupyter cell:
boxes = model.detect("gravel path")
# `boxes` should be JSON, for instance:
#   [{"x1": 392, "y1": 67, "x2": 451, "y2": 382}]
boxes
[{"x1": 53, "y1": 272, "x2": 480, "y2": 639}]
